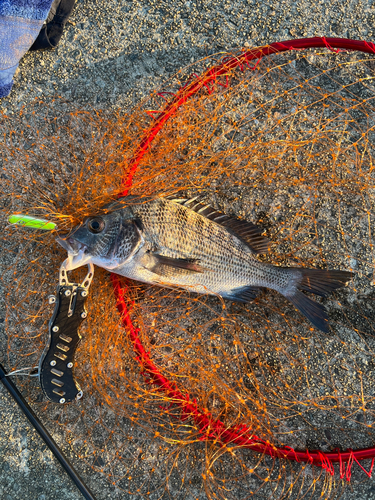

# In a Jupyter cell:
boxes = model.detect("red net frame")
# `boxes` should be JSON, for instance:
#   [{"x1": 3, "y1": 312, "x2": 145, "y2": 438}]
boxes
[{"x1": 111, "y1": 37, "x2": 375, "y2": 479}]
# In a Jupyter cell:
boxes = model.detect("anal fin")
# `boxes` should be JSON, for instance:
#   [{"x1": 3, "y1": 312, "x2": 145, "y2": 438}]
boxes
[{"x1": 228, "y1": 285, "x2": 260, "y2": 303}]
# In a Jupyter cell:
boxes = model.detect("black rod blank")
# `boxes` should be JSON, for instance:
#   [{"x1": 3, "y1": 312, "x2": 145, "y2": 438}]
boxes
[{"x1": 0, "y1": 363, "x2": 96, "y2": 500}]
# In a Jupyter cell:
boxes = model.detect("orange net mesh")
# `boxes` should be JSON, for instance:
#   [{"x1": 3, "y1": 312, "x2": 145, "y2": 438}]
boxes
[{"x1": 1, "y1": 42, "x2": 375, "y2": 498}]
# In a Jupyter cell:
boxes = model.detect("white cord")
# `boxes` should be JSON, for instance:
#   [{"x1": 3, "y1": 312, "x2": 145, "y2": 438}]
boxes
[{"x1": 5, "y1": 366, "x2": 39, "y2": 377}]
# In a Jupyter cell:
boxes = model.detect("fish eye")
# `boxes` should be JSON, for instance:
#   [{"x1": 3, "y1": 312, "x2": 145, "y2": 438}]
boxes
[{"x1": 87, "y1": 217, "x2": 105, "y2": 234}]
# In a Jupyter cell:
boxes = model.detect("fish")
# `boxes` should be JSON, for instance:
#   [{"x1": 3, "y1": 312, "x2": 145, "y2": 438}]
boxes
[{"x1": 57, "y1": 196, "x2": 353, "y2": 333}]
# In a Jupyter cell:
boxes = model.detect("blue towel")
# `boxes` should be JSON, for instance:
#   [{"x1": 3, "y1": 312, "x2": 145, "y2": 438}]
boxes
[{"x1": 0, "y1": 0, "x2": 54, "y2": 97}]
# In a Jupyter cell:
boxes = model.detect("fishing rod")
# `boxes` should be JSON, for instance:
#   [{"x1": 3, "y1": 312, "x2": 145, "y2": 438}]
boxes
[{"x1": 0, "y1": 362, "x2": 97, "y2": 500}]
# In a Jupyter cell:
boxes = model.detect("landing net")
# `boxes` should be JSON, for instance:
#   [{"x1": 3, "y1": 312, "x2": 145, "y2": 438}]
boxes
[{"x1": 1, "y1": 38, "x2": 375, "y2": 499}]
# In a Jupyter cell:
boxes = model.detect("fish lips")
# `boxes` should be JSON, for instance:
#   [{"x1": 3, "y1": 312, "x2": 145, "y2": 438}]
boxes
[
  {"x1": 56, "y1": 235, "x2": 86, "y2": 255},
  {"x1": 56, "y1": 235, "x2": 92, "y2": 271}
]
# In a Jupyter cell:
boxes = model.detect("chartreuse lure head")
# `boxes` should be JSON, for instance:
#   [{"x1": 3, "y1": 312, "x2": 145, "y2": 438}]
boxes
[{"x1": 8, "y1": 214, "x2": 56, "y2": 231}]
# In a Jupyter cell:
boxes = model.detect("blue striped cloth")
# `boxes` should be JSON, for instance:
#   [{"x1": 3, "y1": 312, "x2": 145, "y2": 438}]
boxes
[{"x1": 0, "y1": 0, "x2": 54, "y2": 97}]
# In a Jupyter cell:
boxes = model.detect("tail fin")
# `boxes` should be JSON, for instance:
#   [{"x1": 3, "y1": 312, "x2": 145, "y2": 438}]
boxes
[{"x1": 285, "y1": 269, "x2": 353, "y2": 333}]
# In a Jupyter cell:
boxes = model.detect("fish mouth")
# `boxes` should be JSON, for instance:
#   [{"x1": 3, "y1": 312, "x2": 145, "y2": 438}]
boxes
[
  {"x1": 56, "y1": 235, "x2": 90, "y2": 271},
  {"x1": 56, "y1": 236, "x2": 87, "y2": 255}
]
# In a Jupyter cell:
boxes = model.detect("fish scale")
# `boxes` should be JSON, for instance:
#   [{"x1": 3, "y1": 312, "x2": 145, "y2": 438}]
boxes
[
  {"x1": 57, "y1": 196, "x2": 353, "y2": 333},
  {"x1": 131, "y1": 199, "x2": 285, "y2": 294},
  {"x1": 134, "y1": 202, "x2": 248, "y2": 285}
]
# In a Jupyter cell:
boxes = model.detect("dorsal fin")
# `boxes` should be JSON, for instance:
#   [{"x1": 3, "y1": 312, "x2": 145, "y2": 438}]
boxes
[
  {"x1": 167, "y1": 197, "x2": 269, "y2": 254},
  {"x1": 220, "y1": 218, "x2": 269, "y2": 254},
  {"x1": 168, "y1": 197, "x2": 231, "y2": 222}
]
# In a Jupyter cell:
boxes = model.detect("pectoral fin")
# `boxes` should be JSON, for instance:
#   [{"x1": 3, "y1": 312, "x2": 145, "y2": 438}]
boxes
[{"x1": 144, "y1": 252, "x2": 206, "y2": 276}]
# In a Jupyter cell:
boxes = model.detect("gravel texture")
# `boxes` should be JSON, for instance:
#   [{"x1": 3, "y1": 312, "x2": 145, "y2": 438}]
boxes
[{"x1": 1, "y1": 1, "x2": 375, "y2": 499}]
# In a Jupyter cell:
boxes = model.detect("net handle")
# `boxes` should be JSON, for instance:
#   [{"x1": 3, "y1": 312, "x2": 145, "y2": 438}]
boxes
[{"x1": 113, "y1": 37, "x2": 375, "y2": 476}]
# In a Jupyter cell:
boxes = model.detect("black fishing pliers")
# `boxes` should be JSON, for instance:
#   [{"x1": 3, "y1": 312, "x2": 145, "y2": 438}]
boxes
[{"x1": 38, "y1": 260, "x2": 94, "y2": 403}]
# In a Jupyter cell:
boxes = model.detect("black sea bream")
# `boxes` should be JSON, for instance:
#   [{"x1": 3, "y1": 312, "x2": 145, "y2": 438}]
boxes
[{"x1": 57, "y1": 196, "x2": 353, "y2": 332}]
